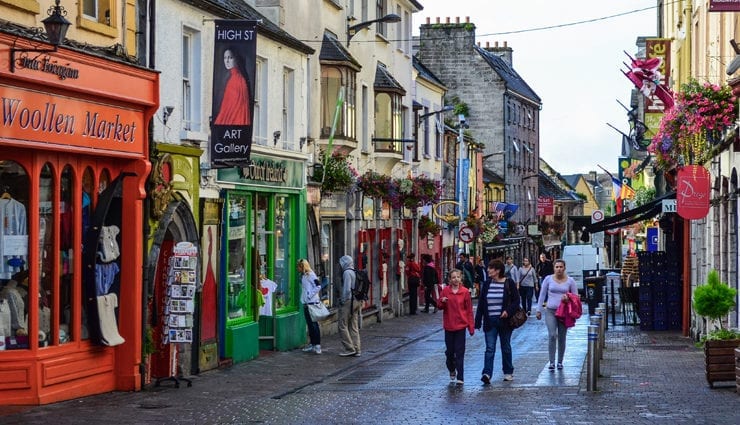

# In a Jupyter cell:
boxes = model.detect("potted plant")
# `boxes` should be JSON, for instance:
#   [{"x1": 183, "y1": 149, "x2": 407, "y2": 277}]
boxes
[{"x1": 693, "y1": 269, "x2": 740, "y2": 387}]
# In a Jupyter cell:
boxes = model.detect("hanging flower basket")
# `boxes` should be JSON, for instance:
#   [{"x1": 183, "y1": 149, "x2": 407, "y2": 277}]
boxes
[
  {"x1": 310, "y1": 149, "x2": 358, "y2": 193},
  {"x1": 357, "y1": 171, "x2": 396, "y2": 201},
  {"x1": 394, "y1": 175, "x2": 442, "y2": 209},
  {"x1": 418, "y1": 215, "x2": 441, "y2": 236},
  {"x1": 650, "y1": 79, "x2": 737, "y2": 170}
]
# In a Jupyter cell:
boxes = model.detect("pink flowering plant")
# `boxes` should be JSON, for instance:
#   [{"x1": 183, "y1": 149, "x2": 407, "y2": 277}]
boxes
[
  {"x1": 650, "y1": 79, "x2": 737, "y2": 169},
  {"x1": 394, "y1": 175, "x2": 442, "y2": 209},
  {"x1": 357, "y1": 171, "x2": 395, "y2": 200}
]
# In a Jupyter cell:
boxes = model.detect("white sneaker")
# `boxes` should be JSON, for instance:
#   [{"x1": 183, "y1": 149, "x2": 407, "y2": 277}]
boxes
[
  {"x1": 302, "y1": 344, "x2": 314, "y2": 352},
  {"x1": 313, "y1": 344, "x2": 322, "y2": 354},
  {"x1": 503, "y1": 374, "x2": 514, "y2": 381}
]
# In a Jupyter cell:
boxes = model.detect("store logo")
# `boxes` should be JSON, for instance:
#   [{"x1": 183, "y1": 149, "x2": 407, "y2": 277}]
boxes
[{"x1": 16, "y1": 54, "x2": 79, "y2": 80}]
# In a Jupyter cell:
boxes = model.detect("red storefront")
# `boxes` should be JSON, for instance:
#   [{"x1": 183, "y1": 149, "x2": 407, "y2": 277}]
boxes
[{"x1": 0, "y1": 32, "x2": 158, "y2": 404}]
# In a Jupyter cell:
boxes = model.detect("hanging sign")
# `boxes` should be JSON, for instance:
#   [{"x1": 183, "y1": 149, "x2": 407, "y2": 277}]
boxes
[
  {"x1": 210, "y1": 20, "x2": 258, "y2": 167},
  {"x1": 676, "y1": 165, "x2": 710, "y2": 220},
  {"x1": 709, "y1": 1, "x2": 740, "y2": 12}
]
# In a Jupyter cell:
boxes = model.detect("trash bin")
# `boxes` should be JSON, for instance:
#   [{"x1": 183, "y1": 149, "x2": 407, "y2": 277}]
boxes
[{"x1": 584, "y1": 275, "x2": 605, "y2": 316}]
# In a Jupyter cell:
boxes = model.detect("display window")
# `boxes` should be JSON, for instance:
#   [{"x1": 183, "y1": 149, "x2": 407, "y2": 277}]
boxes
[
  {"x1": 224, "y1": 190, "x2": 297, "y2": 324},
  {"x1": 0, "y1": 154, "x2": 119, "y2": 351}
]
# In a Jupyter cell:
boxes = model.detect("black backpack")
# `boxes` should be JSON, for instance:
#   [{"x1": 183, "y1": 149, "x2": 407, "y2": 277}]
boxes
[{"x1": 351, "y1": 268, "x2": 371, "y2": 301}]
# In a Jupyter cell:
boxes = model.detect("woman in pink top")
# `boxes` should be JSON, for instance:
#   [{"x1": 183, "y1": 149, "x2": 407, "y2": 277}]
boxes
[
  {"x1": 437, "y1": 269, "x2": 474, "y2": 385},
  {"x1": 535, "y1": 259, "x2": 578, "y2": 371}
]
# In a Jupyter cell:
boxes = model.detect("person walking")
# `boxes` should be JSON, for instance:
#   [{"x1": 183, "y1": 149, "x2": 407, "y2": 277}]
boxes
[
  {"x1": 404, "y1": 253, "x2": 422, "y2": 315},
  {"x1": 504, "y1": 256, "x2": 520, "y2": 282},
  {"x1": 437, "y1": 269, "x2": 475, "y2": 385},
  {"x1": 475, "y1": 259, "x2": 520, "y2": 384},
  {"x1": 337, "y1": 255, "x2": 362, "y2": 357},
  {"x1": 298, "y1": 259, "x2": 322, "y2": 354},
  {"x1": 535, "y1": 253, "x2": 554, "y2": 304},
  {"x1": 456, "y1": 253, "x2": 475, "y2": 291},
  {"x1": 473, "y1": 256, "x2": 486, "y2": 298},
  {"x1": 517, "y1": 257, "x2": 536, "y2": 315},
  {"x1": 536, "y1": 259, "x2": 578, "y2": 370},
  {"x1": 421, "y1": 254, "x2": 439, "y2": 313}
]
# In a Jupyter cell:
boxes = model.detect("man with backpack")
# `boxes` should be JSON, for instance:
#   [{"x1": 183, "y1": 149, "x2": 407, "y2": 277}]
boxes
[{"x1": 338, "y1": 255, "x2": 362, "y2": 357}]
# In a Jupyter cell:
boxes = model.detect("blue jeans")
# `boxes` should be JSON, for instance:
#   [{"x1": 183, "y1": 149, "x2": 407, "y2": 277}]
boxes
[
  {"x1": 303, "y1": 305, "x2": 321, "y2": 345},
  {"x1": 482, "y1": 317, "x2": 513, "y2": 376}
]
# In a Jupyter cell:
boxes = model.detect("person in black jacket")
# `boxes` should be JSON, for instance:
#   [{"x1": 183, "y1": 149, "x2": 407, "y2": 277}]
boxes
[
  {"x1": 535, "y1": 253, "x2": 554, "y2": 303},
  {"x1": 474, "y1": 259, "x2": 520, "y2": 384},
  {"x1": 421, "y1": 254, "x2": 439, "y2": 313}
]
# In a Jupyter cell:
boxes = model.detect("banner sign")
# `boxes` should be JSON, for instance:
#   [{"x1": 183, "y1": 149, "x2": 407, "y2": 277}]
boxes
[
  {"x1": 709, "y1": 1, "x2": 740, "y2": 12},
  {"x1": 211, "y1": 20, "x2": 257, "y2": 167},
  {"x1": 677, "y1": 165, "x2": 710, "y2": 220},
  {"x1": 537, "y1": 197, "x2": 553, "y2": 215}
]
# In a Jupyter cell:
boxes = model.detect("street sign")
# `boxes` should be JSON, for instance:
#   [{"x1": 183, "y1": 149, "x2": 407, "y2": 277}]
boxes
[
  {"x1": 459, "y1": 225, "x2": 475, "y2": 243},
  {"x1": 591, "y1": 209, "x2": 604, "y2": 248},
  {"x1": 662, "y1": 199, "x2": 677, "y2": 213}
]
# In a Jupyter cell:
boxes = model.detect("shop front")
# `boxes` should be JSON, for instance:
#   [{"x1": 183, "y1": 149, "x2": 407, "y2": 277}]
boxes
[
  {"x1": 0, "y1": 33, "x2": 158, "y2": 404},
  {"x1": 217, "y1": 155, "x2": 307, "y2": 363}
]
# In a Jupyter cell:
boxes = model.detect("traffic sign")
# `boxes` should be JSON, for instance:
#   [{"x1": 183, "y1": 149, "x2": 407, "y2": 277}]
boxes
[
  {"x1": 459, "y1": 225, "x2": 475, "y2": 243},
  {"x1": 591, "y1": 209, "x2": 604, "y2": 223}
]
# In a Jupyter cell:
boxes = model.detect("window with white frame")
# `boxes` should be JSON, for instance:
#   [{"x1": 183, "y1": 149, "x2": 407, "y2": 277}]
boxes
[
  {"x1": 362, "y1": 85, "x2": 369, "y2": 151},
  {"x1": 422, "y1": 107, "x2": 430, "y2": 156},
  {"x1": 435, "y1": 116, "x2": 443, "y2": 159},
  {"x1": 182, "y1": 28, "x2": 201, "y2": 132},
  {"x1": 282, "y1": 67, "x2": 294, "y2": 148},
  {"x1": 320, "y1": 65, "x2": 356, "y2": 140},
  {"x1": 253, "y1": 57, "x2": 267, "y2": 145},
  {"x1": 376, "y1": 0, "x2": 387, "y2": 37},
  {"x1": 82, "y1": 0, "x2": 112, "y2": 25}
]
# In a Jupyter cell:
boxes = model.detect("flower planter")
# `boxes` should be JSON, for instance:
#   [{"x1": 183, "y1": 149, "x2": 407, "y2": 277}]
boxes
[{"x1": 704, "y1": 339, "x2": 740, "y2": 388}]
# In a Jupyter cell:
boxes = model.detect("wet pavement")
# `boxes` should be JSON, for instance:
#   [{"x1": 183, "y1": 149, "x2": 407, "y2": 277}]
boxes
[{"x1": 2, "y1": 306, "x2": 738, "y2": 424}]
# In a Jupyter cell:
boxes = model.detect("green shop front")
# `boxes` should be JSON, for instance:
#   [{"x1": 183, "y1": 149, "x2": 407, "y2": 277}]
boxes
[{"x1": 217, "y1": 155, "x2": 307, "y2": 363}]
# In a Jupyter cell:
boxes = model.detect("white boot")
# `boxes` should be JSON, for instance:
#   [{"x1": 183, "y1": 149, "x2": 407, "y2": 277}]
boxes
[{"x1": 313, "y1": 344, "x2": 322, "y2": 354}]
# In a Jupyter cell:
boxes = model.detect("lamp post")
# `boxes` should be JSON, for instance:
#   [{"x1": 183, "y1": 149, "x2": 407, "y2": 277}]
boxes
[
  {"x1": 346, "y1": 13, "x2": 402, "y2": 46},
  {"x1": 457, "y1": 114, "x2": 468, "y2": 253},
  {"x1": 10, "y1": 0, "x2": 71, "y2": 73}
]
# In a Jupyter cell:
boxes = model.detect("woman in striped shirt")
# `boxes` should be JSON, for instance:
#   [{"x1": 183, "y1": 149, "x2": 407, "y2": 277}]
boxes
[{"x1": 474, "y1": 259, "x2": 520, "y2": 384}]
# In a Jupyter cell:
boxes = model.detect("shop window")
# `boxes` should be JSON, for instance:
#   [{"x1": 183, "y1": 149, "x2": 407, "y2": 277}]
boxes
[
  {"x1": 224, "y1": 192, "x2": 297, "y2": 322},
  {"x1": 99, "y1": 168, "x2": 110, "y2": 193},
  {"x1": 226, "y1": 193, "x2": 251, "y2": 323},
  {"x1": 59, "y1": 166, "x2": 76, "y2": 344},
  {"x1": 38, "y1": 163, "x2": 55, "y2": 347},
  {"x1": 0, "y1": 160, "x2": 30, "y2": 349}
]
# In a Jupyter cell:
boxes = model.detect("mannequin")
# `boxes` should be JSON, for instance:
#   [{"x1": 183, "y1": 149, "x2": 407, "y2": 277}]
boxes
[{"x1": 0, "y1": 279, "x2": 27, "y2": 335}]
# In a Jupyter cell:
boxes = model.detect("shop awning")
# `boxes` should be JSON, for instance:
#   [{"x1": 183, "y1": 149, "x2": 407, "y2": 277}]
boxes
[{"x1": 585, "y1": 192, "x2": 675, "y2": 234}]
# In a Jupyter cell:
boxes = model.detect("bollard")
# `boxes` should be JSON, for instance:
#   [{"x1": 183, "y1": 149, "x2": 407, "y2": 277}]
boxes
[
  {"x1": 595, "y1": 307, "x2": 606, "y2": 355},
  {"x1": 598, "y1": 302, "x2": 608, "y2": 331},
  {"x1": 587, "y1": 324, "x2": 599, "y2": 391},
  {"x1": 590, "y1": 315, "x2": 602, "y2": 375}
]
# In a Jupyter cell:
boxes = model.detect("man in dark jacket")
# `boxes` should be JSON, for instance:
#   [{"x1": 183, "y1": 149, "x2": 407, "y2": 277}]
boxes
[
  {"x1": 421, "y1": 254, "x2": 439, "y2": 313},
  {"x1": 404, "y1": 253, "x2": 421, "y2": 315},
  {"x1": 455, "y1": 253, "x2": 475, "y2": 291}
]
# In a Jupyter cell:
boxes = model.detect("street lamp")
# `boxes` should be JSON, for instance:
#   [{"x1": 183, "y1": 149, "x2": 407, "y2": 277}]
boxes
[
  {"x1": 10, "y1": 0, "x2": 71, "y2": 73},
  {"x1": 346, "y1": 13, "x2": 402, "y2": 46},
  {"x1": 417, "y1": 105, "x2": 454, "y2": 126}
]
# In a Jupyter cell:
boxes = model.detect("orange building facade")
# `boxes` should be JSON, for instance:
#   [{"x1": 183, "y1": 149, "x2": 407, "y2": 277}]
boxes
[{"x1": 0, "y1": 31, "x2": 158, "y2": 404}]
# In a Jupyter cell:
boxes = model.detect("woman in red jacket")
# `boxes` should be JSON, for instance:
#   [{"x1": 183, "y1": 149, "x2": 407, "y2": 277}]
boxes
[{"x1": 437, "y1": 269, "x2": 474, "y2": 385}]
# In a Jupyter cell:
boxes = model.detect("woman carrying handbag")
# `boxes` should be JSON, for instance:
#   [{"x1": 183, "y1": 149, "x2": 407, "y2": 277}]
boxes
[
  {"x1": 474, "y1": 259, "x2": 520, "y2": 384},
  {"x1": 298, "y1": 259, "x2": 323, "y2": 354},
  {"x1": 517, "y1": 257, "x2": 536, "y2": 315}
]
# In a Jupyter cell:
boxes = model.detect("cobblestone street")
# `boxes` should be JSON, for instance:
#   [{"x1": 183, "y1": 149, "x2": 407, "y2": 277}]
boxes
[{"x1": 3, "y1": 310, "x2": 738, "y2": 424}]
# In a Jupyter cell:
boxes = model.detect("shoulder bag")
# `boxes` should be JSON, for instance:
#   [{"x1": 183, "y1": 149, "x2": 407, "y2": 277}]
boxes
[
  {"x1": 307, "y1": 302, "x2": 330, "y2": 322},
  {"x1": 505, "y1": 278, "x2": 528, "y2": 329}
]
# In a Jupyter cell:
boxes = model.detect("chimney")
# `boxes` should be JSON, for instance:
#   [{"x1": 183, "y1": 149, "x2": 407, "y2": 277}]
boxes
[
  {"x1": 589, "y1": 171, "x2": 597, "y2": 185},
  {"x1": 489, "y1": 40, "x2": 513, "y2": 67}
]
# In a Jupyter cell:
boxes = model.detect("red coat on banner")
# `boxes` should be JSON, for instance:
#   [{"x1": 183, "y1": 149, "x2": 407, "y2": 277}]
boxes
[{"x1": 677, "y1": 165, "x2": 710, "y2": 220}]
